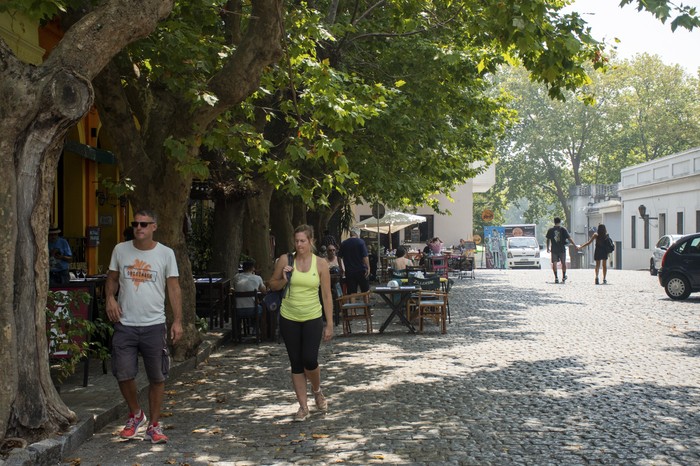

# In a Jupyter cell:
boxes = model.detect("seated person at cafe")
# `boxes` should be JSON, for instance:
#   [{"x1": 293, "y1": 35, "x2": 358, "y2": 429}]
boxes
[
  {"x1": 233, "y1": 260, "x2": 266, "y2": 318},
  {"x1": 325, "y1": 245, "x2": 344, "y2": 276},
  {"x1": 393, "y1": 247, "x2": 413, "y2": 271},
  {"x1": 49, "y1": 226, "x2": 72, "y2": 286},
  {"x1": 428, "y1": 237, "x2": 444, "y2": 254},
  {"x1": 455, "y1": 238, "x2": 467, "y2": 254}
]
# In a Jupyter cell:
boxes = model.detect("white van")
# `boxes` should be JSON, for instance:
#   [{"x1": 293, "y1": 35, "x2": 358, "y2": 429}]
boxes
[{"x1": 506, "y1": 236, "x2": 541, "y2": 269}]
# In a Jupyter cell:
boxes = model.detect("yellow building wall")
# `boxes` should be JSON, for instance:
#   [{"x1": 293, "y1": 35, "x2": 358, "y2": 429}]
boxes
[
  {"x1": 0, "y1": 12, "x2": 44, "y2": 65},
  {"x1": 4, "y1": 12, "x2": 128, "y2": 275}
]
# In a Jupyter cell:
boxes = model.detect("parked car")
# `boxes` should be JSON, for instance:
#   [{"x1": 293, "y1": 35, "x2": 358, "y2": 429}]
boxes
[
  {"x1": 650, "y1": 234, "x2": 685, "y2": 276},
  {"x1": 658, "y1": 232, "x2": 700, "y2": 300},
  {"x1": 506, "y1": 236, "x2": 541, "y2": 269}
]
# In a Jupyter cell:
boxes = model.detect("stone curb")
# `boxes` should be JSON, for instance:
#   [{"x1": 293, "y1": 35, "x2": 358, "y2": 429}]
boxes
[{"x1": 2, "y1": 330, "x2": 233, "y2": 466}]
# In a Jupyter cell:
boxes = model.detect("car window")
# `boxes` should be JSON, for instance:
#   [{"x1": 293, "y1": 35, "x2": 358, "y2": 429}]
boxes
[
  {"x1": 677, "y1": 238, "x2": 700, "y2": 255},
  {"x1": 660, "y1": 237, "x2": 669, "y2": 249}
]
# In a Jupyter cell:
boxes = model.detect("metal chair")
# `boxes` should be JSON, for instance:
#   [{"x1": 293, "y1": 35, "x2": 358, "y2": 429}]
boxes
[
  {"x1": 231, "y1": 290, "x2": 262, "y2": 343},
  {"x1": 453, "y1": 255, "x2": 475, "y2": 279},
  {"x1": 195, "y1": 272, "x2": 227, "y2": 329}
]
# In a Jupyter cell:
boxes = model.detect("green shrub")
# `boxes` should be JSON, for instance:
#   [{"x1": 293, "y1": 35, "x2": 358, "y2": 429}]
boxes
[{"x1": 46, "y1": 290, "x2": 113, "y2": 384}]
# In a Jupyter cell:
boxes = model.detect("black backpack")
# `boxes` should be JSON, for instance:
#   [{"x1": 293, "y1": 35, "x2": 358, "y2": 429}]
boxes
[{"x1": 605, "y1": 235, "x2": 615, "y2": 254}]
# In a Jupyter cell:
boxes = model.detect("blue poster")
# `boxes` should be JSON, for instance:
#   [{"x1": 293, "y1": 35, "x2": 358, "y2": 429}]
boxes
[{"x1": 483, "y1": 226, "x2": 506, "y2": 269}]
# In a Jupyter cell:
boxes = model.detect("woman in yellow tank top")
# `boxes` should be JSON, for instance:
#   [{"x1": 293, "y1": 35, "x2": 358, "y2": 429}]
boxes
[{"x1": 268, "y1": 224, "x2": 334, "y2": 421}]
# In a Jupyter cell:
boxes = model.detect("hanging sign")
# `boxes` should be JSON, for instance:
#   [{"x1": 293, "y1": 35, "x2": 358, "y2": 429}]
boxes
[{"x1": 481, "y1": 209, "x2": 494, "y2": 222}]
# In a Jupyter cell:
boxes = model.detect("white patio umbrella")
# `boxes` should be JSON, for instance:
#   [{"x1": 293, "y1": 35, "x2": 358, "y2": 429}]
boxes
[{"x1": 354, "y1": 211, "x2": 427, "y2": 250}]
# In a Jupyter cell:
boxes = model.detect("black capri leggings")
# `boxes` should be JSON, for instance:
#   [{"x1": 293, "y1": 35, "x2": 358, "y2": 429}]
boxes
[{"x1": 279, "y1": 316, "x2": 323, "y2": 374}]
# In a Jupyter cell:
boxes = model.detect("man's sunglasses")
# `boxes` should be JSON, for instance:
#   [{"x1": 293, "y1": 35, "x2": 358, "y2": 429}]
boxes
[{"x1": 131, "y1": 221, "x2": 155, "y2": 228}]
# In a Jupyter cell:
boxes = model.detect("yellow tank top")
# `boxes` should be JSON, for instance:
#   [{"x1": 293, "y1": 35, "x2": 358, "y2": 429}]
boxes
[{"x1": 280, "y1": 254, "x2": 322, "y2": 322}]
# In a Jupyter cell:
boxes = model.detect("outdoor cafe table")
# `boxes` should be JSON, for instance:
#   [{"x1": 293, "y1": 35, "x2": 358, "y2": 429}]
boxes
[
  {"x1": 400, "y1": 276, "x2": 449, "y2": 292},
  {"x1": 372, "y1": 285, "x2": 418, "y2": 334}
]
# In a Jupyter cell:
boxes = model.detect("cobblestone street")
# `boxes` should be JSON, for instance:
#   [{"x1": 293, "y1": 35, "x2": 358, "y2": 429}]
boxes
[{"x1": 63, "y1": 269, "x2": 700, "y2": 465}]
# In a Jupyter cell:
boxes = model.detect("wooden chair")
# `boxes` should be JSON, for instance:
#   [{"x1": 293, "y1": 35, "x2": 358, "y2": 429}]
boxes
[
  {"x1": 406, "y1": 275, "x2": 441, "y2": 321},
  {"x1": 415, "y1": 290, "x2": 448, "y2": 334},
  {"x1": 334, "y1": 282, "x2": 373, "y2": 336},
  {"x1": 428, "y1": 255, "x2": 449, "y2": 278},
  {"x1": 231, "y1": 290, "x2": 262, "y2": 343}
]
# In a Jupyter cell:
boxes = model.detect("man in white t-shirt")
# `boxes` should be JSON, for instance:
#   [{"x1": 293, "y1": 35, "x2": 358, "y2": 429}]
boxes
[
  {"x1": 233, "y1": 259, "x2": 266, "y2": 310},
  {"x1": 105, "y1": 209, "x2": 182, "y2": 444}
]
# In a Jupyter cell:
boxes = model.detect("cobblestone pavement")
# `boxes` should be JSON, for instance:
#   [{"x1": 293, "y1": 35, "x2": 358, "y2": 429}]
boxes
[{"x1": 63, "y1": 269, "x2": 700, "y2": 465}]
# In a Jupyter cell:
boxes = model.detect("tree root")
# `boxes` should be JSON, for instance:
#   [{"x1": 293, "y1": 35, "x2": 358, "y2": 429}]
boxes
[{"x1": 0, "y1": 437, "x2": 28, "y2": 456}]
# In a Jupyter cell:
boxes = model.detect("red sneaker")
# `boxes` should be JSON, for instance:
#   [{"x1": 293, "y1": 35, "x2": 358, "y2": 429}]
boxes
[
  {"x1": 145, "y1": 423, "x2": 168, "y2": 444},
  {"x1": 119, "y1": 411, "x2": 147, "y2": 439}
]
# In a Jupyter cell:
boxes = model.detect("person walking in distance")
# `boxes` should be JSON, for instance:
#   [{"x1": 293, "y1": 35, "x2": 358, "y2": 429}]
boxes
[
  {"x1": 269, "y1": 224, "x2": 334, "y2": 421},
  {"x1": 545, "y1": 217, "x2": 577, "y2": 284},
  {"x1": 105, "y1": 209, "x2": 183, "y2": 443},
  {"x1": 338, "y1": 228, "x2": 370, "y2": 293},
  {"x1": 578, "y1": 224, "x2": 611, "y2": 285}
]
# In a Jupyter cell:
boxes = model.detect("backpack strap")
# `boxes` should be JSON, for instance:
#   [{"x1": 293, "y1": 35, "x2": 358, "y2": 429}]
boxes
[{"x1": 284, "y1": 253, "x2": 294, "y2": 297}]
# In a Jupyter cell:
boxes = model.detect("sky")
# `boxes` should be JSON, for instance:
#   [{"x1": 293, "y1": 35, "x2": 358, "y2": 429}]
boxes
[{"x1": 564, "y1": 0, "x2": 700, "y2": 73}]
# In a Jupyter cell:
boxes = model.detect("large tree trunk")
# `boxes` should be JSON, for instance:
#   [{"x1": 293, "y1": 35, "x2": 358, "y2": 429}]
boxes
[
  {"x1": 209, "y1": 197, "x2": 247, "y2": 280},
  {"x1": 0, "y1": 0, "x2": 178, "y2": 444},
  {"x1": 269, "y1": 190, "x2": 295, "y2": 258},
  {"x1": 243, "y1": 182, "x2": 275, "y2": 281},
  {"x1": 91, "y1": 0, "x2": 283, "y2": 357},
  {"x1": 133, "y1": 166, "x2": 203, "y2": 361},
  {"x1": 0, "y1": 65, "x2": 91, "y2": 442}
]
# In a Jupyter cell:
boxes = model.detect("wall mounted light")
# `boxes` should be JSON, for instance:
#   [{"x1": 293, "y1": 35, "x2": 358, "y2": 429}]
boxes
[{"x1": 638, "y1": 204, "x2": 658, "y2": 221}]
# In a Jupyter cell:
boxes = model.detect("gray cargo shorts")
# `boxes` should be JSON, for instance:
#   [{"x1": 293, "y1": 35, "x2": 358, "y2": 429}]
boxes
[
  {"x1": 111, "y1": 323, "x2": 170, "y2": 383},
  {"x1": 551, "y1": 249, "x2": 567, "y2": 264}
]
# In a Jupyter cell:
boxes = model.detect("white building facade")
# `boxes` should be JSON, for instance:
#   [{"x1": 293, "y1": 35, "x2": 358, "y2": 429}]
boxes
[
  {"x1": 617, "y1": 147, "x2": 700, "y2": 270},
  {"x1": 354, "y1": 163, "x2": 496, "y2": 250},
  {"x1": 570, "y1": 185, "x2": 622, "y2": 269}
]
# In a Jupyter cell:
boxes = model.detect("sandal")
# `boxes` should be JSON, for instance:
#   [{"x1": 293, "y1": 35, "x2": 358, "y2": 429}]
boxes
[
  {"x1": 293, "y1": 406, "x2": 309, "y2": 422},
  {"x1": 313, "y1": 388, "x2": 328, "y2": 412}
]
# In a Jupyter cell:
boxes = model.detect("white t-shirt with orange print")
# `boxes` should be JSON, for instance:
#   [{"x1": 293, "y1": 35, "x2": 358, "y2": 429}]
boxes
[{"x1": 109, "y1": 241, "x2": 179, "y2": 326}]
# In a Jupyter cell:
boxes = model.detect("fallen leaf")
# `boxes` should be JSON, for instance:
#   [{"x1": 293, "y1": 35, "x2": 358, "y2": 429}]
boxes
[
  {"x1": 312, "y1": 433, "x2": 329, "y2": 439},
  {"x1": 161, "y1": 412, "x2": 173, "y2": 417},
  {"x1": 372, "y1": 454, "x2": 384, "y2": 459}
]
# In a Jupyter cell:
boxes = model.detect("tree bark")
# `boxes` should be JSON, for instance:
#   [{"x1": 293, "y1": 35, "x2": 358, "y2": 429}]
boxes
[
  {"x1": 209, "y1": 197, "x2": 247, "y2": 281},
  {"x1": 269, "y1": 190, "x2": 295, "y2": 259},
  {"x1": 0, "y1": 0, "x2": 175, "y2": 443},
  {"x1": 243, "y1": 181, "x2": 275, "y2": 281},
  {"x1": 92, "y1": 0, "x2": 283, "y2": 358}
]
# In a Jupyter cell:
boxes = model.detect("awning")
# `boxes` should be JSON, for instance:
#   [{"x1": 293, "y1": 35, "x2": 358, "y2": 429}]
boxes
[{"x1": 64, "y1": 140, "x2": 117, "y2": 165}]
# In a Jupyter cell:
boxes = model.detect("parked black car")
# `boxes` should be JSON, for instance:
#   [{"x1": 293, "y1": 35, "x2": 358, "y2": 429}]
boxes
[{"x1": 658, "y1": 233, "x2": 700, "y2": 300}]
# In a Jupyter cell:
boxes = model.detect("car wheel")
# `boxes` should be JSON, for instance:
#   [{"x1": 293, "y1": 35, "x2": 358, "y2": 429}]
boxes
[
  {"x1": 665, "y1": 274, "x2": 691, "y2": 300},
  {"x1": 649, "y1": 258, "x2": 657, "y2": 276}
]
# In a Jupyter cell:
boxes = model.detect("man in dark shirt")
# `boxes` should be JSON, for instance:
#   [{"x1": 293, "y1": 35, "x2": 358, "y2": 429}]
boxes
[
  {"x1": 338, "y1": 229, "x2": 370, "y2": 293},
  {"x1": 545, "y1": 217, "x2": 577, "y2": 284}
]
